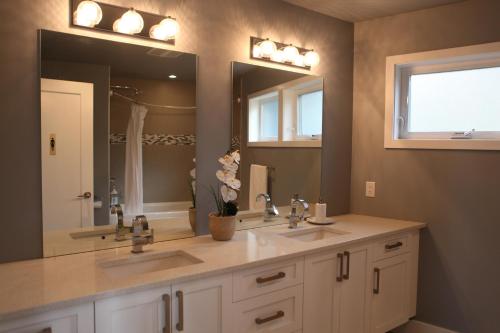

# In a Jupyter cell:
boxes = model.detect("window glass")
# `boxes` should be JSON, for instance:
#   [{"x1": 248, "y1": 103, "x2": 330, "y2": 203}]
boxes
[
  {"x1": 260, "y1": 98, "x2": 279, "y2": 139},
  {"x1": 298, "y1": 90, "x2": 323, "y2": 136},
  {"x1": 408, "y1": 66, "x2": 500, "y2": 133}
]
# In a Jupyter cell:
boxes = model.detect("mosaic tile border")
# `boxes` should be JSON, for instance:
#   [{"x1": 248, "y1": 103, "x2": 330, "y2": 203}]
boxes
[{"x1": 110, "y1": 133, "x2": 196, "y2": 146}]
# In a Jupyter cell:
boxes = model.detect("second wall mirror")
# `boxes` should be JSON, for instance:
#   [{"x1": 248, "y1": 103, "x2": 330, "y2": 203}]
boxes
[{"x1": 232, "y1": 61, "x2": 323, "y2": 231}]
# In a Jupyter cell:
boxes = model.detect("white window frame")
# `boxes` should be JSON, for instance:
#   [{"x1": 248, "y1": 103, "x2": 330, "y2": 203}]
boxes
[
  {"x1": 248, "y1": 76, "x2": 323, "y2": 148},
  {"x1": 294, "y1": 84, "x2": 323, "y2": 141},
  {"x1": 385, "y1": 41, "x2": 500, "y2": 150}
]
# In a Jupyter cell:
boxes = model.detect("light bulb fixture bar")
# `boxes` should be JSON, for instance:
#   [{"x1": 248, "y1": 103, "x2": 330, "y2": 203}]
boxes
[
  {"x1": 250, "y1": 36, "x2": 320, "y2": 70},
  {"x1": 70, "y1": 0, "x2": 179, "y2": 45}
]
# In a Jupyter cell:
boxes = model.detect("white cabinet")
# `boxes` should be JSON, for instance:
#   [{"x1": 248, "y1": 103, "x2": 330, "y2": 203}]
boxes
[
  {"x1": 0, "y1": 303, "x2": 93, "y2": 333},
  {"x1": 95, "y1": 285, "x2": 171, "y2": 333},
  {"x1": 370, "y1": 254, "x2": 413, "y2": 333},
  {"x1": 171, "y1": 274, "x2": 232, "y2": 333},
  {"x1": 303, "y1": 244, "x2": 369, "y2": 333},
  {"x1": 95, "y1": 274, "x2": 232, "y2": 333}
]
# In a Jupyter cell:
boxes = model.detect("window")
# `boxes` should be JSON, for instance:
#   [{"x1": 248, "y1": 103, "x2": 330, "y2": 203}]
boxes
[
  {"x1": 248, "y1": 91, "x2": 279, "y2": 143},
  {"x1": 385, "y1": 41, "x2": 500, "y2": 150},
  {"x1": 248, "y1": 76, "x2": 323, "y2": 147},
  {"x1": 297, "y1": 90, "x2": 323, "y2": 138}
]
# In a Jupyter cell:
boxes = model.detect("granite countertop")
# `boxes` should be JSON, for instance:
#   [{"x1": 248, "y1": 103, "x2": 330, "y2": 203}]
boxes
[{"x1": 0, "y1": 214, "x2": 426, "y2": 321}]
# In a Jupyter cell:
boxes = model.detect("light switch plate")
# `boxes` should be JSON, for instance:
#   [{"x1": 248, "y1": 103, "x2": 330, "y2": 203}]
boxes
[{"x1": 365, "y1": 181, "x2": 376, "y2": 198}]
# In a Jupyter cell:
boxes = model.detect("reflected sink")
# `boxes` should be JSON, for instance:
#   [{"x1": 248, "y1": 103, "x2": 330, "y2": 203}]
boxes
[
  {"x1": 70, "y1": 227, "x2": 116, "y2": 239},
  {"x1": 100, "y1": 250, "x2": 203, "y2": 278},
  {"x1": 280, "y1": 226, "x2": 349, "y2": 242}
]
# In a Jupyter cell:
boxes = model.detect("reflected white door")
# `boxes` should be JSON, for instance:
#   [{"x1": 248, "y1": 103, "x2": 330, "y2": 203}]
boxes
[{"x1": 41, "y1": 78, "x2": 93, "y2": 231}]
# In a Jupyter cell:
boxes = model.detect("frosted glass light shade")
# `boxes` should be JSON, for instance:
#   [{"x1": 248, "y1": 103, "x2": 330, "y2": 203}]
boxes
[
  {"x1": 283, "y1": 45, "x2": 299, "y2": 63},
  {"x1": 74, "y1": 0, "x2": 102, "y2": 27},
  {"x1": 159, "y1": 17, "x2": 179, "y2": 38},
  {"x1": 259, "y1": 39, "x2": 277, "y2": 58},
  {"x1": 270, "y1": 49, "x2": 285, "y2": 63},
  {"x1": 294, "y1": 54, "x2": 305, "y2": 67},
  {"x1": 304, "y1": 50, "x2": 320, "y2": 67},
  {"x1": 252, "y1": 44, "x2": 262, "y2": 58},
  {"x1": 114, "y1": 9, "x2": 144, "y2": 34}
]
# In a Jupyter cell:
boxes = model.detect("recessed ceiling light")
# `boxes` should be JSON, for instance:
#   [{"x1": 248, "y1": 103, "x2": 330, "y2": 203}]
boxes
[{"x1": 169, "y1": 74, "x2": 177, "y2": 79}]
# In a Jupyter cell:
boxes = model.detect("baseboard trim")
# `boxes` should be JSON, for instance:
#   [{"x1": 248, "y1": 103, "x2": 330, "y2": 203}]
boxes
[{"x1": 393, "y1": 320, "x2": 459, "y2": 333}]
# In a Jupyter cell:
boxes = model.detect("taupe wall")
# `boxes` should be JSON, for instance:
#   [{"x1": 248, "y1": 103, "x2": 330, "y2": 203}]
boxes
[
  {"x1": 351, "y1": 1, "x2": 500, "y2": 332},
  {"x1": 41, "y1": 60, "x2": 111, "y2": 226},
  {"x1": 0, "y1": 0, "x2": 353, "y2": 262},
  {"x1": 110, "y1": 77, "x2": 196, "y2": 204}
]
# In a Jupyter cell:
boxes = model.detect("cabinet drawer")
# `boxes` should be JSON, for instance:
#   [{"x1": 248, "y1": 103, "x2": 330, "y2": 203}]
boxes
[
  {"x1": 233, "y1": 258, "x2": 303, "y2": 302},
  {"x1": 373, "y1": 234, "x2": 409, "y2": 261},
  {"x1": 232, "y1": 285, "x2": 303, "y2": 333}
]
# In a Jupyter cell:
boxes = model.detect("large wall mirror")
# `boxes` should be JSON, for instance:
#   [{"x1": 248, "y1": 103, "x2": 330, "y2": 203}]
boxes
[
  {"x1": 232, "y1": 62, "x2": 323, "y2": 230},
  {"x1": 40, "y1": 30, "x2": 197, "y2": 257}
]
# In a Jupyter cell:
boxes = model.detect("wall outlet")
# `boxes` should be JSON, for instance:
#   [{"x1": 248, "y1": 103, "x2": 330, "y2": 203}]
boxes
[{"x1": 365, "y1": 181, "x2": 376, "y2": 198}]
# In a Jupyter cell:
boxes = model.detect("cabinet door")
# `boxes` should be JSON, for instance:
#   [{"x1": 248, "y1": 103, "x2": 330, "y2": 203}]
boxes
[
  {"x1": 172, "y1": 274, "x2": 232, "y2": 333},
  {"x1": 336, "y1": 246, "x2": 370, "y2": 333},
  {"x1": 370, "y1": 254, "x2": 411, "y2": 333},
  {"x1": 0, "y1": 303, "x2": 93, "y2": 333},
  {"x1": 303, "y1": 251, "x2": 341, "y2": 333},
  {"x1": 95, "y1": 286, "x2": 171, "y2": 333}
]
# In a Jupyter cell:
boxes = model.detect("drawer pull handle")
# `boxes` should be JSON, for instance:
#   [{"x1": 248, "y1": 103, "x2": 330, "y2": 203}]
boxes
[
  {"x1": 385, "y1": 241, "x2": 403, "y2": 250},
  {"x1": 336, "y1": 253, "x2": 343, "y2": 282},
  {"x1": 255, "y1": 310, "x2": 285, "y2": 325},
  {"x1": 373, "y1": 268, "x2": 380, "y2": 294},
  {"x1": 343, "y1": 251, "x2": 350, "y2": 280},
  {"x1": 176, "y1": 290, "x2": 184, "y2": 331},
  {"x1": 256, "y1": 271, "x2": 285, "y2": 284},
  {"x1": 162, "y1": 294, "x2": 171, "y2": 333}
]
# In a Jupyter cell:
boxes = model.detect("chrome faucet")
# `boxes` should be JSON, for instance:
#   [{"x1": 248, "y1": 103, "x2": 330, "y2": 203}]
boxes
[
  {"x1": 256, "y1": 193, "x2": 279, "y2": 221},
  {"x1": 289, "y1": 194, "x2": 309, "y2": 229},
  {"x1": 111, "y1": 204, "x2": 128, "y2": 241},
  {"x1": 131, "y1": 215, "x2": 154, "y2": 253}
]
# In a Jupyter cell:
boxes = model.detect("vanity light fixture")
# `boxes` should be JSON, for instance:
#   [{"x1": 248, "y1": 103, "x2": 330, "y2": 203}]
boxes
[
  {"x1": 250, "y1": 36, "x2": 320, "y2": 70},
  {"x1": 73, "y1": 0, "x2": 102, "y2": 27},
  {"x1": 168, "y1": 74, "x2": 177, "y2": 79},
  {"x1": 71, "y1": 0, "x2": 178, "y2": 45}
]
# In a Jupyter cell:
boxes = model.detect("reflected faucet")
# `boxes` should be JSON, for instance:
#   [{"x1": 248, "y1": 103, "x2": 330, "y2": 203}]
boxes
[
  {"x1": 111, "y1": 204, "x2": 127, "y2": 241},
  {"x1": 256, "y1": 193, "x2": 279, "y2": 221},
  {"x1": 289, "y1": 194, "x2": 309, "y2": 229}
]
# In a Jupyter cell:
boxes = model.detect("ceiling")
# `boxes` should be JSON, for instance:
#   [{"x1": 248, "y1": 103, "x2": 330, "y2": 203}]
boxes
[
  {"x1": 283, "y1": 0, "x2": 465, "y2": 22},
  {"x1": 41, "y1": 30, "x2": 197, "y2": 82}
]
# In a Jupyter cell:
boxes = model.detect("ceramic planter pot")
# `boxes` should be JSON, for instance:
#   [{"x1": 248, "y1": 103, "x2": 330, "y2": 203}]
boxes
[
  {"x1": 188, "y1": 207, "x2": 196, "y2": 233},
  {"x1": 208, "y1": 213, "x2": 236, "y2": 241}
]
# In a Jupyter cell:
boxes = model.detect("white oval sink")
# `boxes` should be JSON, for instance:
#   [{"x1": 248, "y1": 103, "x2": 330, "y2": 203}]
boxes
[
  {"x1": 99, "y1": 250, "x2": 203, "y2": 278},
  {"x1": 280, "y1": 226, "x2": 349, "y2": 242}
]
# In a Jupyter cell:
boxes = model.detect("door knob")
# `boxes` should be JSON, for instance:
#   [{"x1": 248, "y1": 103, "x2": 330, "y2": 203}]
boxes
[{"x1": 77, "y1": 192, "x2": 92, "y2": 199}]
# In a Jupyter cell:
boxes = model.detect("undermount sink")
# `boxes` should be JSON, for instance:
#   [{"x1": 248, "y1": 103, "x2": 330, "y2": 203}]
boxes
[
  {"x1": 280, "y1": 226, "x2": 349, "y2": 242},
  {"x1": 99, "y1": 250, "x2": 203, "y2": 278}
]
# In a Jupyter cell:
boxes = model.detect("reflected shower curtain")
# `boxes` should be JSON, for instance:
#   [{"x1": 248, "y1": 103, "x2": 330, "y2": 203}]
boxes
[{"x1": 124, "y1": 103, "x2": 148, "y2": 215}]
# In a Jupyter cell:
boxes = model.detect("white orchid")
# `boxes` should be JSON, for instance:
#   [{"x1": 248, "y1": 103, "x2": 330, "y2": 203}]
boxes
[
  {"x1": 189, "y1": 158, "x2": 196, "y2": 208},
  {"x1": 210, "y1": 150, "x2": 241, "y2": 215},
  {"x1": 221, "y1": 185, "x2": 237, "y2": 202}
]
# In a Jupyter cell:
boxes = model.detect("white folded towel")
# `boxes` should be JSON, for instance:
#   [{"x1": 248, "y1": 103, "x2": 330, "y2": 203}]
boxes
[{"x1": 249, "y1": 164, "x2": 268, "y2": 210}]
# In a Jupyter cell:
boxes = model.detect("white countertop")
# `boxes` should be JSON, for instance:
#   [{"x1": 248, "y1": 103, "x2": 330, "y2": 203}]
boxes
[{"x1": 0, "y1": 214, "x2": 425, "y2": 321}]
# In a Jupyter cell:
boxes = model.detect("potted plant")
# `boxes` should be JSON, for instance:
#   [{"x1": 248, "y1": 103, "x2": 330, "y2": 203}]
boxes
[
  {"x1": 208, "y1": 150, "x2": 240, "y2": 241},
  {"x1": 188, "y1": 158, "x2": 196, "y2": 233}
]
